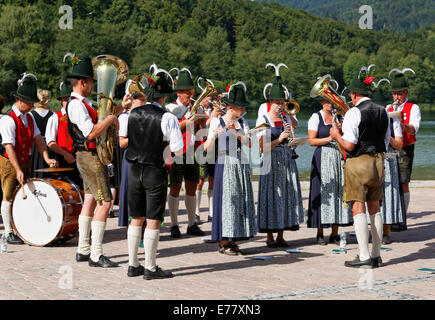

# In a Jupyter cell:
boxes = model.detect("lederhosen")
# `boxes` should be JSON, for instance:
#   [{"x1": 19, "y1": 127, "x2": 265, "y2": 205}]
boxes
[
  {"x1": 344, "y1": 100, "x2": 389, "y2": 202},
  {"x1": 126, "y1": 103, "x2": 169, "y2": 221},
  {"x1": 0, "y1": 109, "x2": 34, "y2": 200}
]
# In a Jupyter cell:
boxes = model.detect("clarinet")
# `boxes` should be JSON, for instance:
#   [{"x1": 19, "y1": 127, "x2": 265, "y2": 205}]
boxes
[{"x1": 280, "y1": 110, "x2": 299, "y2": 159}]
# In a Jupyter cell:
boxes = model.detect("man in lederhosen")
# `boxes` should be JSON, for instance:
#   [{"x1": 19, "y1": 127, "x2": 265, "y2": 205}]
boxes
[
  {"x1": 330, "y1": 74, "x2": 390, "y2": 268},
  {"x1": 45, "y1": 79, "x2": 82, "y2": 188},
  {"x1": 388, "y1": 70, "x2": 421, "y2": 226},
  {"x1": 0, "y1": 74, "x2": 58, "y2": 244},
  {"x1": 66, "y1": 55, "x2": 129, "y2": 268},
  {"x1": 165, "y1": 68, "x2": 206, "y2": 238},
  {"x1": 126, "y1": 68, "x2": 183, "y2": 279}
]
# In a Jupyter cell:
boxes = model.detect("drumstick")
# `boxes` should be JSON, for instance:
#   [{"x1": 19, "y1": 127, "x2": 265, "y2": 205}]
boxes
[{"x1": 19, "y1": 181, "x2": 27, "y2": 200}]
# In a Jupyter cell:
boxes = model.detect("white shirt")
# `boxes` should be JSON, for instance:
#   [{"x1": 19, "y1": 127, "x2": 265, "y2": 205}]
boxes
[
  {"x1": 151, "y1": 102, "x2": 184, "y2": 153},
  {"x1": 207, "y1": 117, "x2": 250, "y2": 155},
  {"x1": 342, "y1": 97, "x2": 390, "y2": 148},
  {"x1": 67, "y1": 92, "x2": 95, "y2": 138},
  {"x1": 33, "y1": 108, "x2": 51, "y2": 118},
  {"x1": 307, "y1": 110, "x2": 333, "y2": 131},
  {"x1": 45, "y1": 109, "x2": 65, "y2": 145},
  {"x1": 0, "y1": 105, "x2": 41, "y2": 148},
  {"x1": 255, "y1": 113, "x2": 292, "y2": 138},
  {"x1": 118, "y1": 111, "x2": 130, "y2": 138},
  {"x1": 257, "y1": 102, "x2": 298, "y2": 132},
  {"x1": 397, "y1": 98, "x2": 421, "y2": 133}
]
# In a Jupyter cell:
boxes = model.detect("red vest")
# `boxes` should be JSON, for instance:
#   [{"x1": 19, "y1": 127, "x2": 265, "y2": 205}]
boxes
[
  {"x1": 72, "y1": 97, "x2": 97, "y2": 150},
  {"x1": 388, "y1": 102, "x2": 416, "y2": 147},
  {"x1": 4, "y1": 110, "x2": 34, "y2": 165},
  {"x1": 56, "y1": 110, "x2": 74, "y2": 154},
  {"x1": 174, "y1": 101, "x2": 202, "y2": 154}
]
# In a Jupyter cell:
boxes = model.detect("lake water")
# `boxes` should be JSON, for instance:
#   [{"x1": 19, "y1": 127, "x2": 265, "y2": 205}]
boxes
[{"x1": 245, "y1": 109, "x2": 435, "y2": 181}]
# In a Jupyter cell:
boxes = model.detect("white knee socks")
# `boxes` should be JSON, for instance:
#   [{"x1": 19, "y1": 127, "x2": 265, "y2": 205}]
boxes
[
  {"x1": 1, "y1": 201, "x2": 12, "y2": 235},
  {"x1": 185, "y1": 195, "x2": 196, "y2": 227},
  {"x1": 195, "y1": 190, "x2": 202, "y2": 217},
  {"x1": 404, "y1": 192, "x2": 410, "y2": 213},
  {"x1": 353, "y1": 214, "x2": 370, "y2": 261},
  {"x1": 127, "y1": 225, "x2": 142, "y2": 268},
  {"x1": 144, "y1": 229, "x2": 160, "y2": 272},
  {"x1": 207, "y1": 189, "x2": 213, "y2": 218},
  {"x1": 77, "y1": 215, "x2": 92, "y2": 255},
  {"x1": 90, "y1": 221, "x2": 106, "y2": 262},
  {"x1": 369, "y1": 213, "x2": 383, "y2": 258},
  {"x1": 167, "y1": 194, "x2": 179, "y2": 226}
]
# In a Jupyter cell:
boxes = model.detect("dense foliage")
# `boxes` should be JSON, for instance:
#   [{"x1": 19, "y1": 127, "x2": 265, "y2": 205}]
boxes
[
  {"x1": 0, "y1": 0, "x2": 433, "y2": 110},
  {"x1": 265, "y1": 0, "x2": 435, "y2": 34}
]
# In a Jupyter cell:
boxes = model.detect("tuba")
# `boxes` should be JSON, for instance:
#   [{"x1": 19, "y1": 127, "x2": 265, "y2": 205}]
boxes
[
  {"x1": 310, "y1": 74, "x2": 349, "y2": 157},
  {"x1": 92, "y1": 54, "x2": 129, "y2": 169}
]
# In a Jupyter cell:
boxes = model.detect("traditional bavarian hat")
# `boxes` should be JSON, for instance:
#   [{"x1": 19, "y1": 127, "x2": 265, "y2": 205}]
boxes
[{"x1": 11, "y1": 73, "x2": 39, "y2": 103}]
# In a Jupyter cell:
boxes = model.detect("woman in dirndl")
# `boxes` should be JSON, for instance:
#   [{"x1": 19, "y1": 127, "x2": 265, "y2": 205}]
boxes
[
  {"x1": 204, "y1": 82, "x2": 256, "y2": 256},
  {"x1": 307, "y1": 97, "x2": 353, "y2": 245},
  {"x1": 372, "y1": 87, "x2": 405, "y2": 244},
  {"x1": 31, "y1": 89, "x2": 53, "y2": 178},
  {"x1": 256, "y1": 76, "x2": 304, "y2": 248}
]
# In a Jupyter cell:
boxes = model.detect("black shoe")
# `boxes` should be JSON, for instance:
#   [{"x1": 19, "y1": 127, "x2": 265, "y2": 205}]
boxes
[
  {"x1": 6, "y1": 233, "x2": 24, "y2": 245},
  {"x1": 76, "y1": 252, "x2": 90, "y2": 262},
  {"x1": 186, "y1": 223, "x2": 205, "y2": 236},
  {"x1": 371, "y1": 256, "x2": 383, "y2": 268},
  {"x1": 127, "y1": 265, "x2": 145, "y2": 277},
  {"x1": 382, "y1": 235, "x2": 392, "y2": 245},
  {"x1": 207, "y1": 215, "x2": 212, "y2": 223},
  {"x1": 143, "y1": 266, "x2": 174, "y2": 280},
  {"x1": 170, "y1": 225, "x2": 181, "y2": 238},
  {"x1": 316, "y1": 235, "x2": 326, "y2": 245},
  {"x1": 329, "y1": 234, "x2": 340, "y2": 245},
  {"x1": 108, "y1": 210, "x2": 115, "y2": 218},
  {"x1": 344, "y1": 255, "x2": 373, "y2": 268},
  {"x1": 88, "y1": 255, "x2": 119, "y2": 268}
]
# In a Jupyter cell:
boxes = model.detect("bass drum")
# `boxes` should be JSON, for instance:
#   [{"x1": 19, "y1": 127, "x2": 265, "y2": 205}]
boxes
[{"x1": 11, "y1": 178, "x2": 82, "y2": 246}]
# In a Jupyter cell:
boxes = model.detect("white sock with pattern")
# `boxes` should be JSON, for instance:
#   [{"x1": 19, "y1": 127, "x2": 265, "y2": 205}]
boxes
[
  {"x1": 144, "y1": 229, "x2": 160, "y2": 272},
  {"x1": 353, "y1": 214, "x2": 371, "y2": 261},
  {"x1": 127, "y1": 225, "x2": 142, "y2": 267},
  {"x1": 195, "y1": 190, "x2": 202, "y2": 217},
  {"x1": 185, "y1": 195, "x2": 196, "y2": 227},
  {"x1": 77, "y1": 215, "x2": 92, "y2": 255},
  {"x1": 90, "y1": 221, "x2": 106, "y2": 262},
  {"x1": 167, "y1": 195, "x2": 179, "y2": 226},
  {"x1": 1, "y1": 201, "x2": 12, "y2": 235},
  {"x1": 369, "y1": 213, "x2": 383, "y2": 258},
  {"x1": 207, "y1": 189, "x2": 213, "y2": 218}
]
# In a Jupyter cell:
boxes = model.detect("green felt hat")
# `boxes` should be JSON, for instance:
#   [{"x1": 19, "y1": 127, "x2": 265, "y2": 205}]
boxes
[
  {"x1": 57, "y1": 78, "x2": 73, "y2": 100},
  {"x1": 389, "y1": 68, "x2": 415, "y2": 92},
  {"x1": 264, "y1": 76, "x2": 288, "y2": 101},
  {"x1": 371, "y1": 87, "x2": 391, "y2": 105},
  {"x1": 11, "y1": 73, "x2": 39, "y2": 103},
  {"x1": 67, "y1": 56, "x2": 94, "y2": 79},
  {"x1": 222, "y1": 81, "x2": 250, "y2": 108},
  {"x1": 347, "y1": 76, "x2": 372, "y2": 95},
  {"x1": 171, "y1": 67, "x2": 194, "y2": 91},
  {"x1": 152, "y1": 71, "x2": 174, "y2": 99}
]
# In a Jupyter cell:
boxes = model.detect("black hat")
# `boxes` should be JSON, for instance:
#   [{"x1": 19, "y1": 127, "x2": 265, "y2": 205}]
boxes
[
  {"x1": 151, "y1": 70, "x2": 174, "y2": 99},
  {"x1": 66, "y1": 56, "x2": 94, "y2": 79},
  {"x1": 11, "y1": 73, "x2": 39, "y2": 103},
  {"x1": 222, "y1": 81, "x2": 250, "y2": 108}
]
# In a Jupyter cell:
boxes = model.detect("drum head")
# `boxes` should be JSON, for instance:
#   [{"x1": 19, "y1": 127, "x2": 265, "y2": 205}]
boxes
[{"x1": 12, "y1": 179, "x2": 64, "y2": 246}]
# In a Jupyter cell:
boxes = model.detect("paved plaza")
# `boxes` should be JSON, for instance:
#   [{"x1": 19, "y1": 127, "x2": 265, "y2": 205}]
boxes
[{"x1": 0, "y1": 181, "x2": 434, "y2": 300}]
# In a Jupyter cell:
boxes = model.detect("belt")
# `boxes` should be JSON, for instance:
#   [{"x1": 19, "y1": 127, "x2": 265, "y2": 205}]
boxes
[{"x1": 384, "y1": 152, "x2": 397, "y2": 159}]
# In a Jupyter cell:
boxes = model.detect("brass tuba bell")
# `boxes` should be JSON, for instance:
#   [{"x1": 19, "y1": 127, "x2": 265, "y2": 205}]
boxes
[
  {"x1": 92, "y1": 54, "x2": 129, "y2": 167},
  {"x1": 283, "y1": 99, "x2": 300, "y2": 116},
  {"x1": 188, "y1": 78, "x2": 217, "y2": 120}
]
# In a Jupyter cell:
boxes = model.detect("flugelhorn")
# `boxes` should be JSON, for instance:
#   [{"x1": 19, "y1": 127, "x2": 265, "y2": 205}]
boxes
[{"x1": 188, "y1": 78, "x2": 217, "y2": 120}]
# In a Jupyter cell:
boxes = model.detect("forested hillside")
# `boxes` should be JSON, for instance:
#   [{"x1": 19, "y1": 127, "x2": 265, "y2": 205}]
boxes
[
  {"x1": 0, "y1": 0, "x2": 433, "y2": 109},
  {"x1": 264, "y1": 0, "x2": 435, "y2": 34}
]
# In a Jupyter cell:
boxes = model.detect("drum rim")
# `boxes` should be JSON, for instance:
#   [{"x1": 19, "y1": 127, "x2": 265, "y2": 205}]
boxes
[{"x1": 10, "y1": 178, "x2": 75, "y2": 247}]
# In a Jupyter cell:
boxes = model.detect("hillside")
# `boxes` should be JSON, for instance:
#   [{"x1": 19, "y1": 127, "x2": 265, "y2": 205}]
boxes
[
  {"x1": 264, "y1": 0, "x2": 435, "y2": 34},
  {"x1": 0, "y1": 0, "x2": 433, "y2": 108}
]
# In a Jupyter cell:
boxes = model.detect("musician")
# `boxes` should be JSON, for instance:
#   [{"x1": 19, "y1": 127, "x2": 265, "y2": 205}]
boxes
[
  {"x1": 0, "y1": 75, "x2": 58, "y2": 244},
  {"x1": 66, "y1": 56, "x2": 129, "y2": 268},
  {"x1": 307, "y1": 97, "x2": 352, "y2": 245},
  {"x1": 204, "y1": 82, "x2": 256, "y2": 256},
  {"x1": 31, "y1": 89, "x2": 54, "y2": 178},
  {"x1": 389, "y1": 70, "x2": 421, "y2": 223},
  {"x1": 165, "y1": 68, "x2": 206, "y2": 238},
  {"x1": 126, "y1": 69, "x2": 183, "y2": 279},
  {"x1": 45, "y1": 79, "x2": 82, "y2": 188},
  {"x1": 330, "y1": 75, "x2": 390, "y2": 268},
  {"x1": 256, "y1": 77, "x2": 304, "y2": 248},
  {"x1": 0, "y1": 95, "x2": 4, "y2": 208},
  {"x1": 372, "y1": 87, "x2": 404, "y2": 244},
  {"x1": 195, "y1": 94, "x2": 223, "y2": 224}
]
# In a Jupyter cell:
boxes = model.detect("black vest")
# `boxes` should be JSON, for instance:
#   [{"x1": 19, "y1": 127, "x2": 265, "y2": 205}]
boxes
[
  {"x1": 31, "y1": 110, "x2": 53, "y2": 137},
  {"x1": 126, "y1": 103, "x2": 169, "y2": 168},
  {"x1": 65, "y1": 96, "x2": 96, "y2": 151},
  {"x1": 348, "y1": 100, "x2": 389, "y2": 158}
]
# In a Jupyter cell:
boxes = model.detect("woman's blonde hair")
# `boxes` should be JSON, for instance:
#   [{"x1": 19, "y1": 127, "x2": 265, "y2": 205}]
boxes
[{"x1": 36, "y1": 89, "x2": 51, "y2": 108}]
